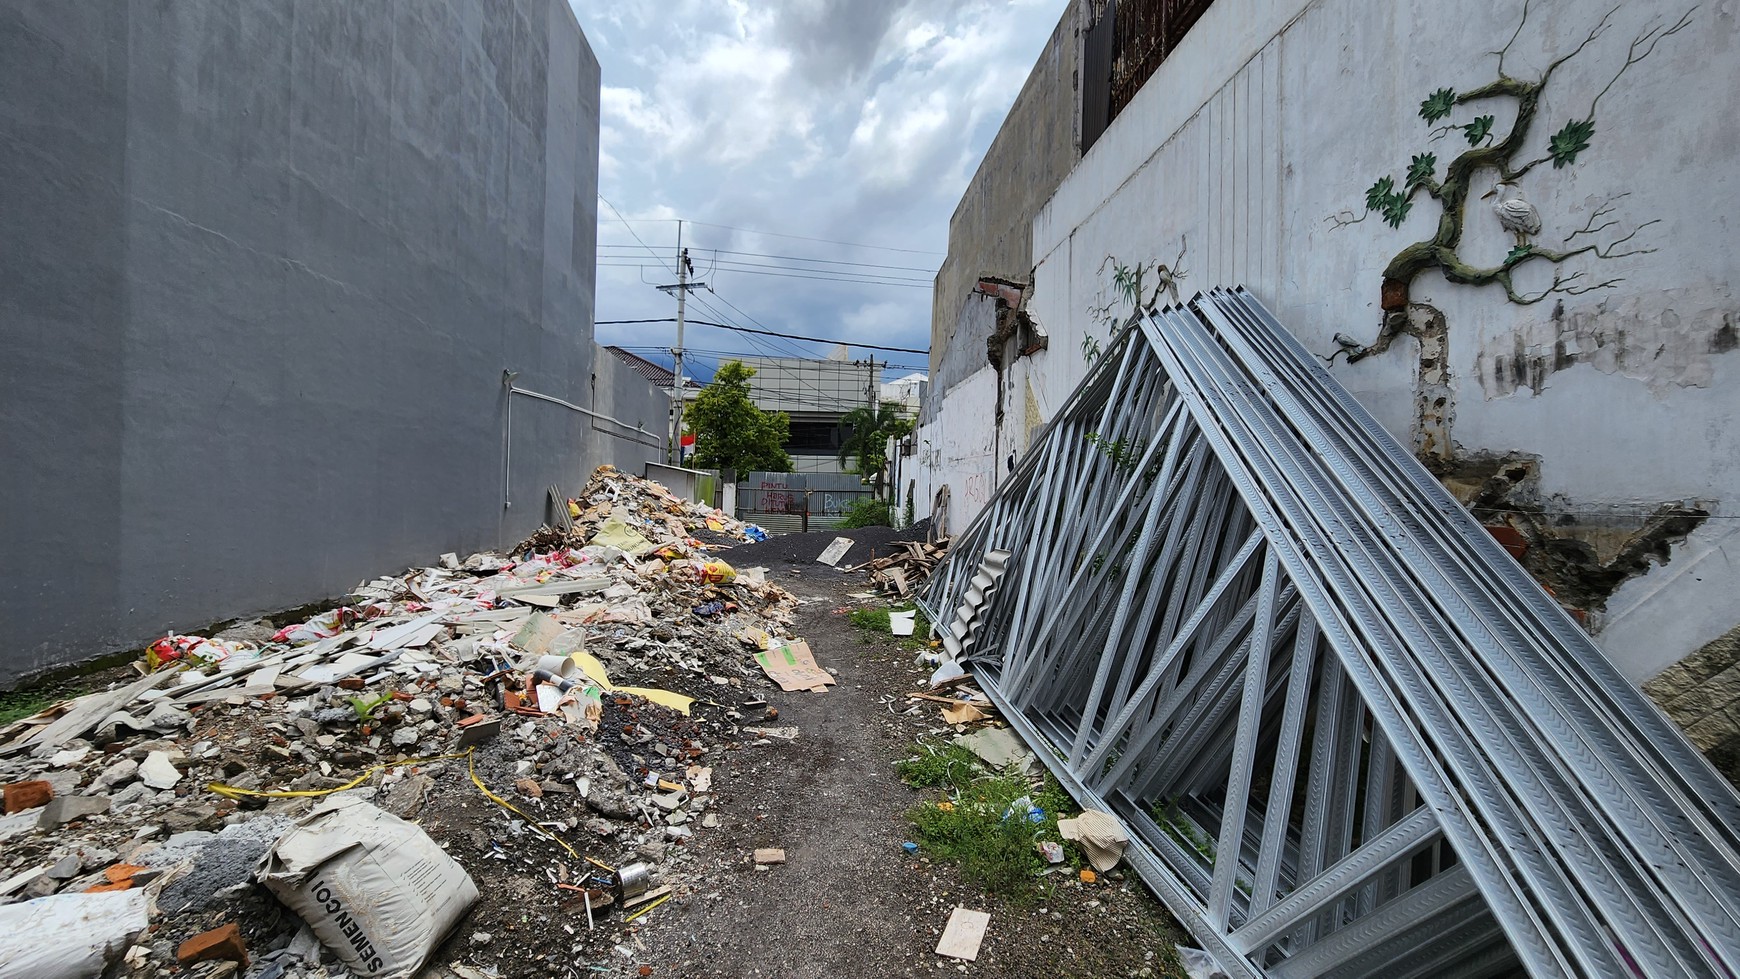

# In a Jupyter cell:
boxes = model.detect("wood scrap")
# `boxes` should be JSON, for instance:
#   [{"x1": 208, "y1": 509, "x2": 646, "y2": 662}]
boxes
[{"x1": 849, "y1": 537, "x2": 951, "y2": 597}]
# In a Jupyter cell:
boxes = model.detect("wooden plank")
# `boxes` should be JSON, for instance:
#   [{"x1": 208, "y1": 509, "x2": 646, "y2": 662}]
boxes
[{"x1": 935, "y1": 907, "x2": 991, "y2": 961}]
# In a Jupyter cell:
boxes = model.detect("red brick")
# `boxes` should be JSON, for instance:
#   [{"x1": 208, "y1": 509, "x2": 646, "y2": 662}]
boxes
[
  {"x1": 177, "y1": 923, "x2": 249, "y2": 967},
  {"x1": 3, "y1": 780, "x2": 52, "y2": 813},
  {"x1": 1484, "y1": 524, "x2": 1529, "y2": 561}
]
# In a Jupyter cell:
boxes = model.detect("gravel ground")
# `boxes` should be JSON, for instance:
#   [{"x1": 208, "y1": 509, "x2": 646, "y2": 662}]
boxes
[
  {"x1": 631, "y1": 551, "x2": 1189, "y2": 979},
  {"x1": 715, "y1": 522, "x2": 934, "y2": 571}
]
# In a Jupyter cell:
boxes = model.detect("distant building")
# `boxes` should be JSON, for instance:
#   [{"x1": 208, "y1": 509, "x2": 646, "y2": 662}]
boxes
[
  {"x1": 881, "y1": 372, "x2": 928, "y2": 415},
  {"x1": 736, "y1": 350, "x2": 882, "y2": 477}
]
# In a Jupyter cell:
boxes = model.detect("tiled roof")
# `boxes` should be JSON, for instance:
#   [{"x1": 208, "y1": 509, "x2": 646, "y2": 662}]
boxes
[{"x1": 605, "y1": 346, "x2": 699, "y2": 389}]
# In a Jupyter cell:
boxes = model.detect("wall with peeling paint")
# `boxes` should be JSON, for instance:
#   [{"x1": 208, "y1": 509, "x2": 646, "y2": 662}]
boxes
[{"x1": 922, "y1": 0, "x2": 1740, "y2": 686}]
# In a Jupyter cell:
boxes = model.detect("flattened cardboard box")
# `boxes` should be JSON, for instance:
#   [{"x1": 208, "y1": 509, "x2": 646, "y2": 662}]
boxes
[
  {"x1": 755, "y1": 640, "x2": 835, "y2": 692},
  {"x1": 259, "y1": 795, "x2": 478, "y2": 979}
]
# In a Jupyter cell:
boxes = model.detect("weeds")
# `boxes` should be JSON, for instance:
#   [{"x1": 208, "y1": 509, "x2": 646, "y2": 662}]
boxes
[
  {"x1": 848, "y1": 607, "x2": 890, "y2": 632},
  {"x1": 895, "y1": 741, "x2": 981, "y2": 788},
  {"x1": 838, "y1": 497, "x2": 892, "y2": 528},
  {"x1": 897, "y1": 740, "x2": 1084, "y2": 903},
  {"x1": 848, "y1": 604, "x2": 932, "y2": 650},
  {"x1": 0, "y1": 689, "x2": 59, "y2": 727}
]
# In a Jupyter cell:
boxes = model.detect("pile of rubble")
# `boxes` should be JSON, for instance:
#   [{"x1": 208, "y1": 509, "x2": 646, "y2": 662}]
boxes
[{"x1": 0, "y1": 466, "x2": 804, "y2": 979}]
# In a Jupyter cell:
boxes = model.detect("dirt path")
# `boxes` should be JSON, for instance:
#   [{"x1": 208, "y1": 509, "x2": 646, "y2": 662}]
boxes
[{"x1": 640, "y1": 557, "x2": 1187, "y2": 978}]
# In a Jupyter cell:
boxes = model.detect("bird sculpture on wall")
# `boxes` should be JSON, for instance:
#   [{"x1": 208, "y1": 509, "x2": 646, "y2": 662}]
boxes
[{"x1": 1484, "y1": 180, "x2": 1543, "y2": 246}]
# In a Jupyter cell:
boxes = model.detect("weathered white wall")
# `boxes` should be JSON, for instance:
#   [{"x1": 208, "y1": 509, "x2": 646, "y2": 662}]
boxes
[
  {"x1": 925, "y1": 0, "x2": 1740, "y2": 680},
  {"x1": 913, "y1": 365, "x2": 999, "y2": 537}
]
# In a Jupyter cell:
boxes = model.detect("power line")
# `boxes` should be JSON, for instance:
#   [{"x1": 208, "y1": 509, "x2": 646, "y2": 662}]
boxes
[
  {"x1": 600, "y1": 217, "x2": 942, "y2": 256},
  {"x1": 600, "y1": 245, "x2": 937, "y2": 275},
  {"x1": 596, "y1": 317, "x2": 928, "y2": 355},
  {"x1": 598, "y1": 261, "x2": 931, "y2": 289},
  {"x1": 596, "y1": 195, "x2": 673, "y2": 275}
]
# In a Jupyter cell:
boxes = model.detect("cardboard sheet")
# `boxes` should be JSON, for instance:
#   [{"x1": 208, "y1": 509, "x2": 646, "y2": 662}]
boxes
[
  {"x1": 754, "y1": 640, "x2": 835, "y2": 692},
  {"x1": 935, "y1": 907, "x2": 991, "y2": 961},
  {"x1": 816, "y1": 537, "x2": 853, "y2": 567}
]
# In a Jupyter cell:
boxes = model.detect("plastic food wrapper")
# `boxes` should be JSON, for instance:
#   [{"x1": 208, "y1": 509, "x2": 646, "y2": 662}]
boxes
[
  {"x1": 146, "y1": 633, "x2": 262, "y2": 672},
  {"x1": 272, "y1": 607, "x2": 357, "y2": 645},
  {"x1": 0, "y1": 890, "x2": 150, "y2": 979},
  {"x1": 258, "y1": 796, "x2": 478, "y2": 979},
  {"x1": 697, "y1": 559, "x2": 736, "y2": 584}
]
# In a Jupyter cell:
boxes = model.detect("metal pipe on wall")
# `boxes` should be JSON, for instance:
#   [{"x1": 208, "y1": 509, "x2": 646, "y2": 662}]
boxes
[{"x1": 500, "y1": 369, "x2": 667, "y2": 513}]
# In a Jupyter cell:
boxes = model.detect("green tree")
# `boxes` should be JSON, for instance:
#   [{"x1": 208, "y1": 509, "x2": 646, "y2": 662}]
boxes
[
  {"x1": 837, "y1": 403, "x2": 915, "y2": 496},
  {"x1": 686, "y1": 361, "x2": 792, "y2": 474}
]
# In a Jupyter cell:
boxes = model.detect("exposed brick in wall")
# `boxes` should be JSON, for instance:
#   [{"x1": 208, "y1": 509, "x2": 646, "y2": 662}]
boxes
[{"x1": 1644, "y1": 622, "x2": 1740, "y2": 788}]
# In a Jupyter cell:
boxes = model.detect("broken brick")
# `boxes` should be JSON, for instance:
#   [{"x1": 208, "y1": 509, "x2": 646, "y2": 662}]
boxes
[
  {"x1": 3, "y1": 780, "x2": 52, "y2": 813},
  {"x1": 177, "y1": 922, "x2": 249, "y2": 967},
  {"x1": 1484, "y1": 524, "x2": 1529, "y2": 561}
]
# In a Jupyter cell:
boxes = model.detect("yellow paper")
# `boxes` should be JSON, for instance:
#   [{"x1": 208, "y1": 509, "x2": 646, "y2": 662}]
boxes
[
  {"x1": 571, "y1": 651, "x2": 694, "y2": 714},
  {"x1": 590, "y1": 517, "x2": 655, "y2": 556}
]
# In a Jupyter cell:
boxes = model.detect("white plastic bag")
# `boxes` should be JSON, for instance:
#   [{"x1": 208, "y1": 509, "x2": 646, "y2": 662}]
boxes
[{"x1": 258, "y1": 796, "x2": 477, "y2": 978}]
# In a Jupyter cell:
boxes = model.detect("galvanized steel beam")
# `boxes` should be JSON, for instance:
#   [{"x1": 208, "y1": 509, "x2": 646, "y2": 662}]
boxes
[{"x1": 917, "y1": 290, "x2": 1740, "y2": 978}]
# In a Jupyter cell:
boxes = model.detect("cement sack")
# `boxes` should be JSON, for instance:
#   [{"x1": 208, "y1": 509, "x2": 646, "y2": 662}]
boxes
[
  {"x1": 258, "y1": 795, "x2": 477, "y2": 978},
  {"x1": 0, "y1": 889, "x2": 150, "y2": 979}
]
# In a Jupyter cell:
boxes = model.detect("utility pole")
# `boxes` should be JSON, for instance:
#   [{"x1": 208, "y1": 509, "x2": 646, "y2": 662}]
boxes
[{"x1": 655, "y1": 219, "x2": 705, "y2": 465}]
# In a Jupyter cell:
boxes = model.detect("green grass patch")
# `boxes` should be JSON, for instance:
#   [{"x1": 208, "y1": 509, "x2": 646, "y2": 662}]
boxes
[
  {"x1": 895, "y1": 741, "x2": 982, "y2": 788},
  {"x1": 897, "y1": 740, "x2": 1084, "y2": 903},
  {"x1": 849, "y1": 604, "x2": 933, "y2": 650},
  {"x1": 0, "y1": 689, "x2": 60, "y2": 727},
  {"x1": 849, "y1": 606, "x2": 890, "y2": 632}
]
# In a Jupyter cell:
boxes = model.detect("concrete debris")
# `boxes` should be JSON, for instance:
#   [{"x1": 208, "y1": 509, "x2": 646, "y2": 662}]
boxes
[
  {"x1": 35, "y1": 795, "x2": 110, "y2": 830},
  {"x1": 137, "y1": 751, "x2": 182, "y2": 790},
  {"x1": 0, "y1": 466, "x2": 816, "y2": 977}
]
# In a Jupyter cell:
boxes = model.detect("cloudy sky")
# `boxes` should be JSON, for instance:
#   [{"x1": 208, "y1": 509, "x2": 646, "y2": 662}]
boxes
[{"x1": 571, "y1": 0, "x2": 1064, "y2": 382}]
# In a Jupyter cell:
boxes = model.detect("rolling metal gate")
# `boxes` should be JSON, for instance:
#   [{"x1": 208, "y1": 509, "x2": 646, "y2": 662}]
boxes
[{"x1": 917, "y1": 289, "x2": 1740, "y2": 978}]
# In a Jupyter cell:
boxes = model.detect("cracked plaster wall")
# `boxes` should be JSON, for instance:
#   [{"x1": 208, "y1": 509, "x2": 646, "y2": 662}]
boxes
[
  {"x1": 925, "y1": 0, "x2": 1740, "y2": 685},
  {"x1": 0, "y1": 0, "x2": 655, "y2": 682}
]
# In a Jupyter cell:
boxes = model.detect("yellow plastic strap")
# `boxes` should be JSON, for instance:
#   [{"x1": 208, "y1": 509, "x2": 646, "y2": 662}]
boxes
[
  {"x1": 205, "y1": 750, "x2": 473, "y2": 801},
  {"x1": 207, "y1": 747, "x2": 613, "y2": 878},
  {"x1": 624, "y1": 892, "x2": 672, "y2": 922},
  {"x1": 466, "y1": 749, "x2": 583, "y2": 861}
]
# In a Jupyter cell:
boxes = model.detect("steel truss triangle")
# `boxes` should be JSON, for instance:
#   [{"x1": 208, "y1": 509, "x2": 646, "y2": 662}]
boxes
[{"x1": 918, "y1": 289, "x2": 1740, "y2": 978}]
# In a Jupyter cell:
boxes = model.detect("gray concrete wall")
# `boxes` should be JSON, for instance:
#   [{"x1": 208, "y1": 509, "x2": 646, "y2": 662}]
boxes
[
  {"x1": 0, "y1": 0, "x2": 659, "y2": 682},
  {"x1": 928, "y1": 3, "x2": 1081, "y2": 391},
  {"x1": 585, "y1": 341, "x2": 669, "y2": 473}
]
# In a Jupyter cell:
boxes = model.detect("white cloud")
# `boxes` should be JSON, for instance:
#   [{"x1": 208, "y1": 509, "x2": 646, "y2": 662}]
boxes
[{"x1": 574, "y1": 1, "x2": 1065, "y2": 366}]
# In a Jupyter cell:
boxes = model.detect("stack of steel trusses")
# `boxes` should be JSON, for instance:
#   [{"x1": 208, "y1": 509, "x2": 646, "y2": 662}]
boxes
[{"x1": 918, "y1": 289, "x2": 1740, "y2": 978}]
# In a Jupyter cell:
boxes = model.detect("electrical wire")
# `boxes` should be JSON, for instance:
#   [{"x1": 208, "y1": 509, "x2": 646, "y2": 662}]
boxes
[
  {"x1": 600, "y1": 217, "x2": 943, "y2": 256},
  {"x1": 595, "y1": 317, "x2": 927, "y2": 355},
  {"x1": 596, "y1": 195, "x2": 674, "y2": 275},
  {"x1": 597, "y1": 260, "x2": 930, "y2": 289},
  {"x1": 599, "y1": 245, "x2": 936, "y2": 275}
]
